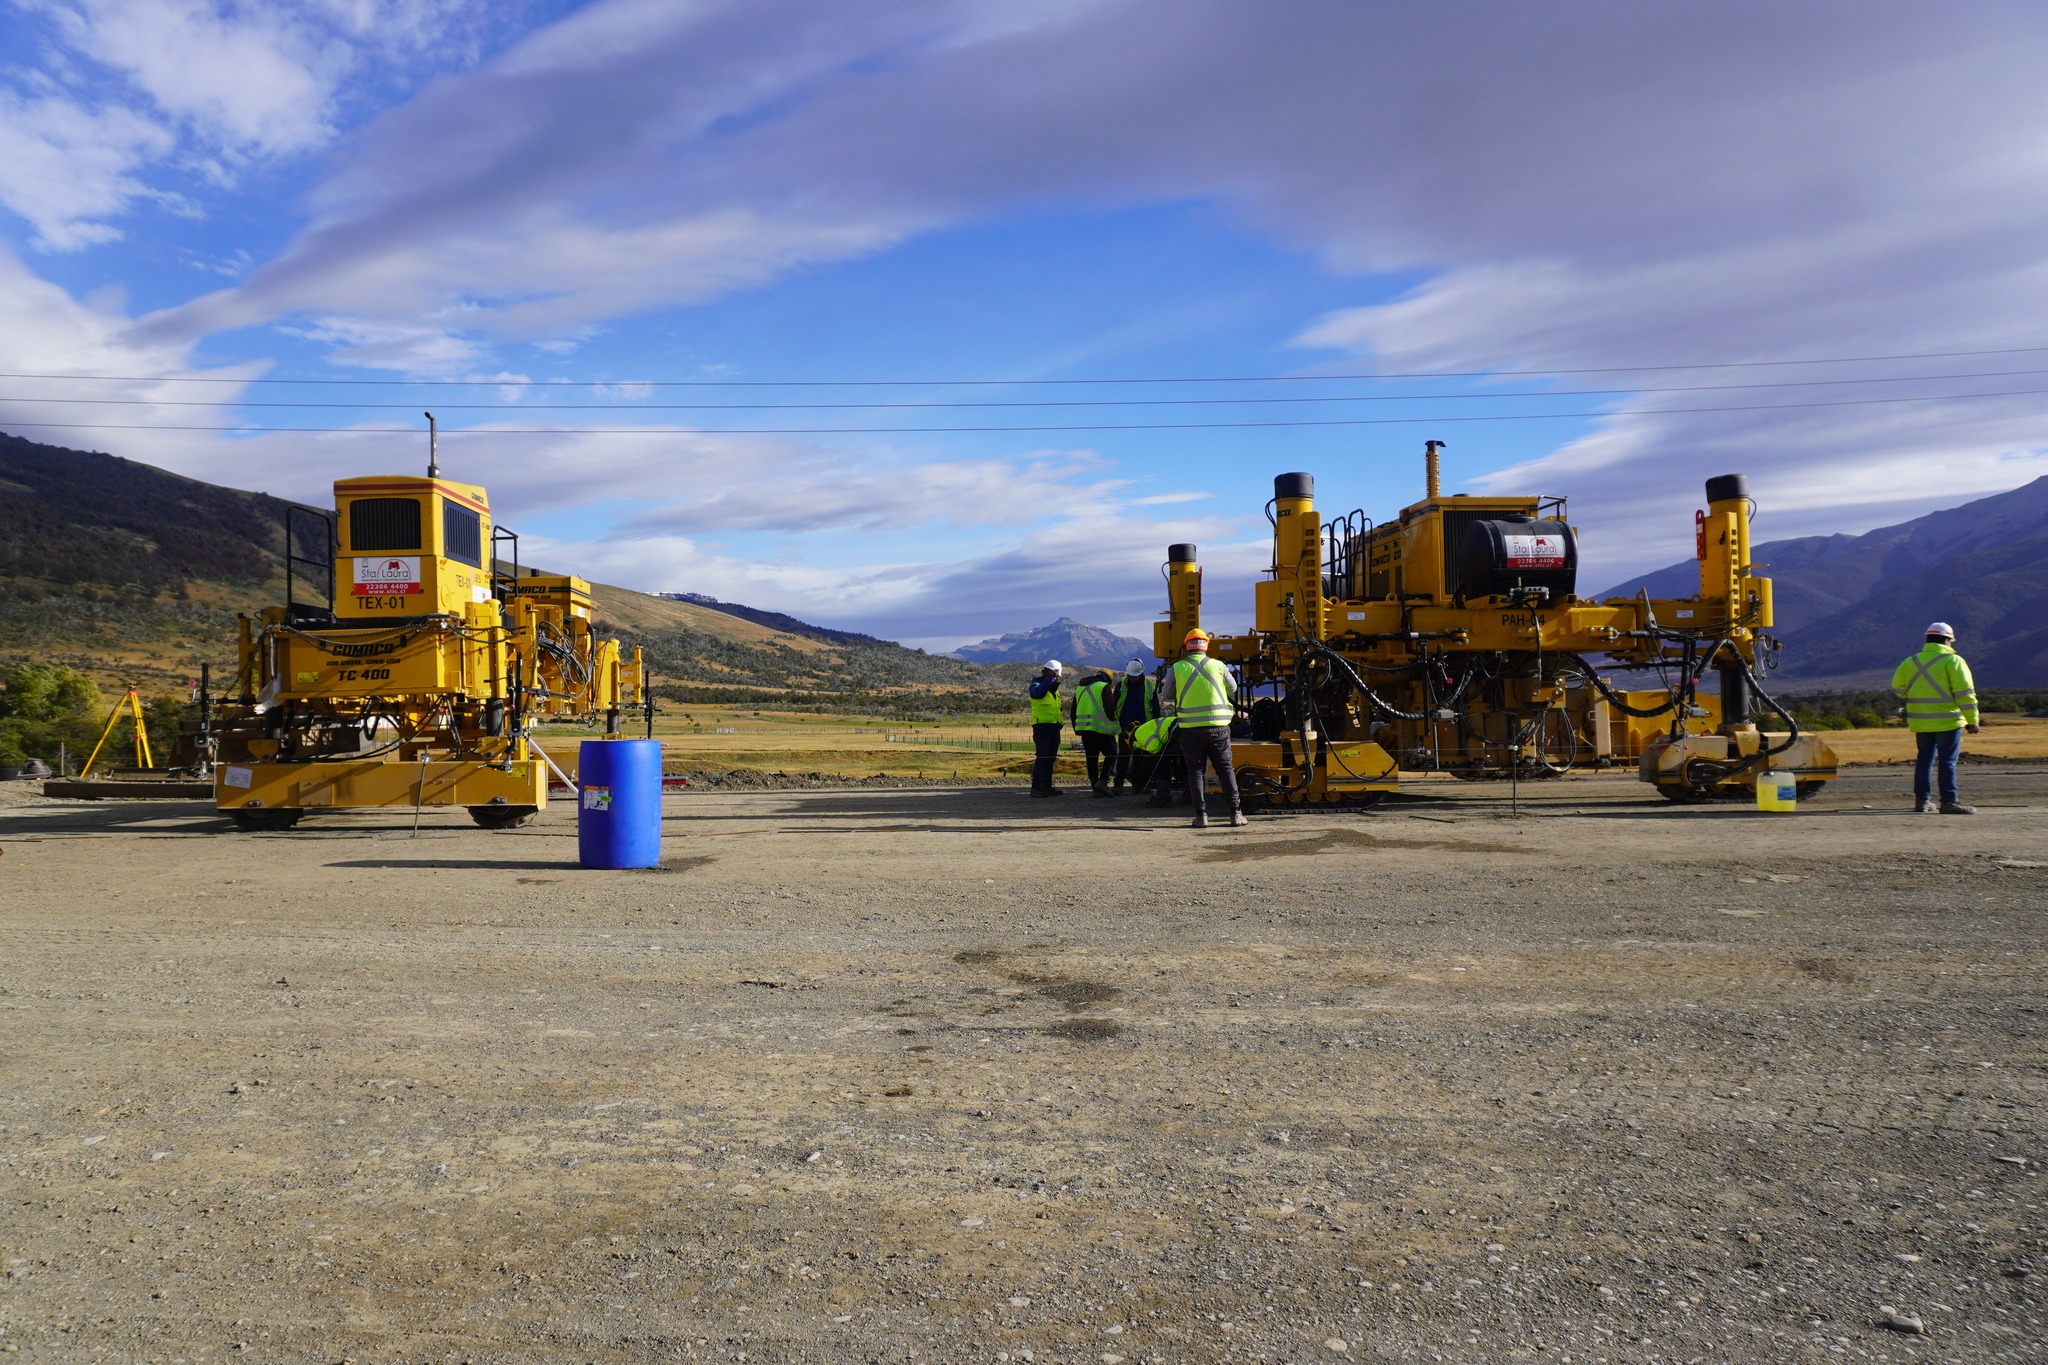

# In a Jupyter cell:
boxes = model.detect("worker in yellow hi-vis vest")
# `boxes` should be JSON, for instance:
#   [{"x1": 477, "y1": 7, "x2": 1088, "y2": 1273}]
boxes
[
  {"x1": 1072, "y1": 668, "x2": 1119, "y2": 797},
  {"x1": 1028, "y1": 660, "x2": 1065, "y2": 798},
  {"x1": 1168, "y1": 630, "x2": 1246, "y2": 828},
  {"x1": 1891, "y1": 621, "x2": 1980, "y2": 814}
]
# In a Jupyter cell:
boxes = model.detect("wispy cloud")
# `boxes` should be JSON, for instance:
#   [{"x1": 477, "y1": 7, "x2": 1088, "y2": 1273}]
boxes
[
  {"x1": 0, "y1": 0, "x2": 500, "y2": 249},
  {"x1": 0, "y1": 86, "x2": 169, "y2": 248}
]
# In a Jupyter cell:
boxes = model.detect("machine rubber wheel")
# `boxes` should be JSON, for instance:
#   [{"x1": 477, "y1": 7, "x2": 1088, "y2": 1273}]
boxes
[
  {"x1": 229, "y1": 808, "x2": 304, "y2": 831},
  {"x1": 1345, "y1": 791, "x2": 1389, "y2": 811},
  {"x1": 469, "y1": 804, "x2": 540, "y2": 829}
]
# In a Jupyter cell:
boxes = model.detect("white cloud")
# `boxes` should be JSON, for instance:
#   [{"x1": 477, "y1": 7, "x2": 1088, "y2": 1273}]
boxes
[
  {"x1": 46, "y1": 0, "x2": 332, "y2": 154},
  {"x1": 0, "y1": 0, "x2": 491, "y2": 247},
  {"x1": 284, "y1": 315, "x2": 492, "y2": 376},
  {"x1": 0, "y1": 87, "x2": 169, "y2": 248},
  {"x1": 173, "y1": 206, "x2": 915, "y2": 344}
]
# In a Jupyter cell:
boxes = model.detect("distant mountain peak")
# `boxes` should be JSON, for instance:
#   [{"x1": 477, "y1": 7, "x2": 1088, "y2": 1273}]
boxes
[
  {"x1": 951, "y1": 619, "x2": 1153, "y2": 668},
  {"x1": 657, "y1": 592, "x2": 897, "y2": 648}
]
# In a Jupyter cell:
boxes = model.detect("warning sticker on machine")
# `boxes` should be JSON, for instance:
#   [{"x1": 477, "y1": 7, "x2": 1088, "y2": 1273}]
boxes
[
  {"x1": 353, "y1": 556, "x2": 421, "y2": 595},
  {"x1": 1502, "y1": 534, "x2": 1565, "y2": 570},
  {"x1": 222, "y1": 766, "x2": 253, "y2": 789},
  {"x1": 582, "y1": 785, "x2": 611, "y2": 811}
]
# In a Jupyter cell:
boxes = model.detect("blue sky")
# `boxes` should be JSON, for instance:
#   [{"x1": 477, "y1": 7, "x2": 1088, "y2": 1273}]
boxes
[{"x1": 4, "y1": 2, "x2": 2048, "y2": 650}]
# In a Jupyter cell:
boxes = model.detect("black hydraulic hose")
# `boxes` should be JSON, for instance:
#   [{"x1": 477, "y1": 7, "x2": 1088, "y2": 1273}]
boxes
[
  {"x1": 1686, "y1": 648, "x2": 1804, "y2": 786},
  {"x1": 1572, "y1": 656, "x2": 1681, "y2": 717},
  {"x1": 1568, "y1": 636, "x2": 1727, "y2": 719},
  {"x1": 1748, "y1": 656, "x2": 1803, "y2": 756},
  {"x1": 1305, "y1": 642, "x2": 1432, "y2": 721},
  {"x1": 1438, "y1": 657, "x2": 1478, "y2": 710}
]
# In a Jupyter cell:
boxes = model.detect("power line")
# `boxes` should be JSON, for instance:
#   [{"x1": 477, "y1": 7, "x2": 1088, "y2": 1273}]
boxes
[
  {"x1": 6, "y1": 384, "x2": 2048, "y2": 436},
  {"x1": 4, "y1": 343, "x2": 2048, "y2": 389},
  {"x1": 4, "y1": 366, "x2": 2047, "y2": 411}
]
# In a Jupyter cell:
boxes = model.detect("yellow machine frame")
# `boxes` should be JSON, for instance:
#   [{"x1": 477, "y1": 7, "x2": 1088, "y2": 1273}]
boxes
[
  {"x1": 1158, "y1": 443, "x2": 1836, "y2": 806},
  {"x1": 211, "y1": 464, "x2": 646, "y2": 830}
]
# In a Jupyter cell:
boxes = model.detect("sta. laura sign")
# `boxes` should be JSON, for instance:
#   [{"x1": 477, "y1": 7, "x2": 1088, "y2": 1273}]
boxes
[
  {"x1": 352, "y1": 556, "x2": 421, "y2": 595},
  {"x1": 1502, "y1": 534, "x2": 1565, "y2": 570}
]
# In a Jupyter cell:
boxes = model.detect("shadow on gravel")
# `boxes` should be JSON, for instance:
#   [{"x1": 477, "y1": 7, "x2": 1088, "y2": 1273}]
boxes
[
  {"x1": 1197, "y1": 826, "x2": 1523, "y2": 861},
  {"x1": 776, "y1": 785, "x2": 1473, "y2": 827},
  {"x1": 1046, "y1": 1018, "x2": 1124, "y2": 1042},
  {"x1": 327, "y1": 858, "x2": 580, "y2": 869},
  {"x1": 322, "y1": 855, "x2": 715, "y2": 873},
  {"x1": 1542, "y1": 806, "x2": 1912, "y2": 821},
  {"x1": 0, "y1": 800, "x2": 224, "y2": 836}
]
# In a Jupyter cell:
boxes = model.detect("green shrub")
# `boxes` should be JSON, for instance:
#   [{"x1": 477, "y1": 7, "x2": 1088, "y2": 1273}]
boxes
[{"x1": 0, "y1": 663, "x2": 107, "y2": 766}]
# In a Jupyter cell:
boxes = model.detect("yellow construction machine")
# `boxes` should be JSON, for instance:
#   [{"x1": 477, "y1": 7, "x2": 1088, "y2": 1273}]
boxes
[
  {"x1": 1156, "y1": 442, "x2": 1836, "y2": 807},
  {"x1": 212, "y1": 436, "x2": 647, "y2": 830}
]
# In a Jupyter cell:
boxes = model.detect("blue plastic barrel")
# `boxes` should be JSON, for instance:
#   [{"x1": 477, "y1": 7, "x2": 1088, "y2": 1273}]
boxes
[{"x1": 577, "y1": 738, "x2": 663, "y2": 869}]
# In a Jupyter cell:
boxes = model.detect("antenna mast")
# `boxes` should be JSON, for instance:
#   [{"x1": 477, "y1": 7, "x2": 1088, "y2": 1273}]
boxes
[{"x1": 425, "y1": 411, "x2": 439, "y2": 478}]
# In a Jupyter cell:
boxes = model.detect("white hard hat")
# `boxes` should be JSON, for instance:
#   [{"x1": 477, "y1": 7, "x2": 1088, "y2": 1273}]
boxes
[
  {"x1": 1925, "y1": 621, "x2": 1955, "y2": 638},
  {"x1": 1125, "y1": 659, "x2": 1145, "y2": 676},
  {"x1": 1044, "y1": 659, "x2": 1063, "y2": 672}
]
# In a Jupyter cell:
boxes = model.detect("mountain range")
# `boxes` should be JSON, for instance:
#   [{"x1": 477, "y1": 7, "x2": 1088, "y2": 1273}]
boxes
[
  {"x1": 657, "y1": 592, "x2": 897, "y2": 648},
  {"x1": 951, "y1": 617, "x2": 1154, "y2": 668},
  {"x1": 1598, "y1": 475, "x2": 2048, "y2": 687}
]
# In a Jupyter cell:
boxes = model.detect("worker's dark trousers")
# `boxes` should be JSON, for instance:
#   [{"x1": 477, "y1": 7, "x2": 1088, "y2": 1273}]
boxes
[
  {"x1": 1914, "y1": 728, "x2": 1962, "y2": 805},
  {"x1": 1150, "y1": 740, "x2": 1186, "y2": 801},
  {"x1": 1113, "y1": 733, "x2": 1150, "y2": 790},
  {"x1": 1030, "y1": 723, "x2": 1063, "y2": 790},
  {"x1": 1179, "y1": 725, "x2": 1241, "y2": 814},
  {"x1": 1079, "y1": 731, "x2": 1116, "y2": 787}
]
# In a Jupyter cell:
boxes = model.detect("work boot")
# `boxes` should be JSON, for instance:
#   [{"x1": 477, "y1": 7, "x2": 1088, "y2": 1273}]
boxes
[
  {"x1": 1228, "y1": 811, "x2": 1249, "y2": 828},
  {"x1": 1091, "y1": 784, "x2": 1111, "y2": 798},
  {"x1": 1939, "y1": 801, "x2": 1977, "y2": 815},
  {"x1": 1190, "y1": 811, "x2": 1209, "y2": 829},
  {"x1": 1914, "y1": 798, "x2": 1935, "y2": 814}
]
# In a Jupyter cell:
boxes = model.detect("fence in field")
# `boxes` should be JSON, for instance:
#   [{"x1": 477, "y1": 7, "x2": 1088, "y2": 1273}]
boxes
[{"x1": 885, "y1": 727, "x2": 1037, "y2": 752}]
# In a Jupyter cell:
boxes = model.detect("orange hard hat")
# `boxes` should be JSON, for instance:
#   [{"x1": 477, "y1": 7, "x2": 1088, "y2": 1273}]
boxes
[{"x1": 1183, "y1": 629, "x2": 1212, "y2": 648}]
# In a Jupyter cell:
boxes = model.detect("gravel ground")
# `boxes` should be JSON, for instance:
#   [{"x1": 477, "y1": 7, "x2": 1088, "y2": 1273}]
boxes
[{"x1": 0, "y1": 768, "x2": 2042, "y2": 1363}]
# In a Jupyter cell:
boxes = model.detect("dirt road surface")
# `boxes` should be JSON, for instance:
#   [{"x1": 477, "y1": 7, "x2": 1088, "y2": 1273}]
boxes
[{"x1": 1, "y1": 769, "x2": 2043, "y2": 1363}]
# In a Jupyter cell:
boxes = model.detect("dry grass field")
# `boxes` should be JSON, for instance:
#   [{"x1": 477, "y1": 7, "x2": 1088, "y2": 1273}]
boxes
[
  {"x1": 540, "y1": 712, "x2": 1053, "y2": 782},
  {"x1": 1817, "y1": 715, "x2": 2048, "y2": 765}
]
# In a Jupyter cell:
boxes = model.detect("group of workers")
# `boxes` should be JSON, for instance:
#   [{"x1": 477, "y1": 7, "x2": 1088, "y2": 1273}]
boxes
[{"x1": 1027, "y1": 628, "x2": 1247, "y2": 828}]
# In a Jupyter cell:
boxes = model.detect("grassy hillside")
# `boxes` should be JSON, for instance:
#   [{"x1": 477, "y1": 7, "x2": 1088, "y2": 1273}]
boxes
[
  {"x1": 589, "y1": 585, "x2": 1028, "y2": 716},
  {"x1": 0, "y1": 433, "x2": 1027, "y2": 715},
  {"x1": 0, "y1": 433, "x2": 296, "y2": 691}
]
